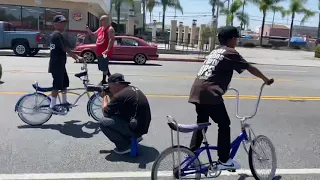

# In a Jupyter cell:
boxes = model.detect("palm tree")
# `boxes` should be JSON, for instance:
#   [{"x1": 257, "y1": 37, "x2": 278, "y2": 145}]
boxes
[
  {"x1": 270, "y1": 6, "x2": 285, "y2": 27},
  {"x1": 250, "y1": 0, "x2": 284, "y2": 46},
  {"x1": 286, "y1": 0, "x2": 315, "y2": 46},
  {"x1": 111, "y1": 0, "x2": 135, "y2": 33},
  {"x1": 160, "y1": 0, "x2": 183, "y2": 32},
  {"x1": 146, "y1": 0, "x2": 160, "y2": 23},
  {"x1": 220, "y1": 0, "x2": 249, "y2": 27}
]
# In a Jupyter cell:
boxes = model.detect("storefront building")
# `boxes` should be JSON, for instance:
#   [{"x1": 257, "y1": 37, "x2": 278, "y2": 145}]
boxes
[{"x1": 0, "y1": 0, "x2": 110, "y2": 47}]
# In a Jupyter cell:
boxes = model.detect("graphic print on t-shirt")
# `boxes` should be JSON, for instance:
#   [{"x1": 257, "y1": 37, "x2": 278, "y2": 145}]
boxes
[
  {"x1": 96, "y1": 27, "x2": 105, "y2": 45},
  {"x1": 197, "y1": 48, "x2": 226, "y2": 80}
]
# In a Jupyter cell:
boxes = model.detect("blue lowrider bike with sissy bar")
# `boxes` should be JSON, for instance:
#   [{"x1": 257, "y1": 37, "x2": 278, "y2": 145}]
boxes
[
  {"x1": 14, "y1": 61, "x2": 108, "y2": 126},
  {"x1": 151, "y1": 81, "x2": 277, "y2": 180}
]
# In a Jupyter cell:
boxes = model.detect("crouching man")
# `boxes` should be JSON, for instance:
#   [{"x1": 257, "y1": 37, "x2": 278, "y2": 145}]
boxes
[{"x1": 101, "y1": 73, "x2": 152, "y2": 154}]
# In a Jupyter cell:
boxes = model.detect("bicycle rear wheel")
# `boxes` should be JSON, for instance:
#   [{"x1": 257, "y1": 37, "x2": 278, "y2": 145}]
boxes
[
  {"x1": 17, "y1": 93, "x2": 52, "y2": 126},
  {"x1": 249, "y1": 135, "x2": 277, "y2": 180},
  {"x1": 151, "y1": 146, "x2": 201, "y2": 180}
]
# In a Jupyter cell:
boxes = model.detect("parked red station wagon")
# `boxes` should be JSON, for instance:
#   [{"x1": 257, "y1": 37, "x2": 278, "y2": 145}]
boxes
[{"x1": 73, "y1": 36, "x2": 158, "y2": 65}]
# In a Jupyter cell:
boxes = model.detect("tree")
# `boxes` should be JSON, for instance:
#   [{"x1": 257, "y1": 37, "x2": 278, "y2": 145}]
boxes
[
  {"x1": 160, "y1": 0, "x2": 183, "y2": 32},
  {"x1": 220, "y1": 0, "x2": 249, "y2": 27},
  {"x1": 286, "y1": 0, "x2": 315, "y2": 46},
  {"x1": 209, "y1": 0, "x2": 225, "y2": 50},
  {"x1": 146, "y1": 0, "x2": 160, "y2": 23},
  {"x1": 111, "y1": 0, "x2": 135, "y2": 33},
  {"x1": 250, "y1": 0, "x2": 284, "y2": 46},
  {"x1": 270, "y1": 5, "x2": 286, "y2": 26}
]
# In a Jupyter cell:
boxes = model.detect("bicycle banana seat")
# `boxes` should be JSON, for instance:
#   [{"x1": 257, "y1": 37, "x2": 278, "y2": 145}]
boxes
[
  {"x1": 75, "y1": 71, "x2": 88, "y2": 78},
  {"x1": 167, "y1": 122, "x2": 211, "y2": 133}
]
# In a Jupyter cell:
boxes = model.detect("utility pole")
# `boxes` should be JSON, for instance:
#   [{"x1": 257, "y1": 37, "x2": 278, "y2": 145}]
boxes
[
  {"x1": 317, "y1": 2, "x2": 320, "y2": 41},
  {"x1": 240, "y1": 0, "x2": 246, "y2": 34}
]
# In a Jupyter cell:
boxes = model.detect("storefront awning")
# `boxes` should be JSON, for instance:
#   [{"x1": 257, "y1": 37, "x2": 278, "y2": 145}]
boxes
[{"x1": 60, "y1": 0, "x2": 110, "y2": 13}]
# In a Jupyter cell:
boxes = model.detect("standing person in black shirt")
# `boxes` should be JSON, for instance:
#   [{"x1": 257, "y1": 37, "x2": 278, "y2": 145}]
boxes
[
  {"x1": 48, "y1": 15, "x2": 82, "y2": 113},
  {"x1": 188, "y1": 26, "x2": 274, "y2": 170},
  {"x1": 101, "y1": 73, "x2": 152, "y2": 154}
]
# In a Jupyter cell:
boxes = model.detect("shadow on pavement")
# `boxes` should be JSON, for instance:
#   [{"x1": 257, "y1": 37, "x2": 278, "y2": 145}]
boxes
[
  {"x1": 0, "y1": 81, "x2": 4, "y2": 84},
  {"x1": 0, "y1": 54, "x2": 49, "y2": 58},
  {"x1": 237, "y1": 174, "x2": 281, "y2": 180},
  {"x1": 100, "y1": 144, "x2": 160, "y2": 169},
  {"x1": 17, "y1": 120, "x2": 100, "y2": 138}
]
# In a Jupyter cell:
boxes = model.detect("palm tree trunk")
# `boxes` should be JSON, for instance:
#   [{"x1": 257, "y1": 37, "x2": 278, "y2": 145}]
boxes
[
  {"x1": 259, "y1": 11, "x2": 266, "y2": 46},
  {"x1": 142, "y1": 0, "x2": 146, "y2": 31},
  {"x1": 231, "y1": 15, "x2": 234, "y2": 26},
  {"x1": 288, "y1": 13, "x2": 295, "y2": 47},
  {"x1": 162, "y1": 7, "x2": 166, "y2": 32},
  {"x1": 149, "y1": 11, "x2": 152, "y2": 24},
  {"x1": 117, "y1": 6, "x2": 121, "y2": 33},
  {"x1": 272, "y1": 10, "x2": 275, "y2": 27}
]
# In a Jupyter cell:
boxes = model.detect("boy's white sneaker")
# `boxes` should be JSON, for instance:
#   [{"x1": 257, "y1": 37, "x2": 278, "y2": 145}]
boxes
[{"x1": 217, "y1": 158, "x2": 241, "y2": 170}]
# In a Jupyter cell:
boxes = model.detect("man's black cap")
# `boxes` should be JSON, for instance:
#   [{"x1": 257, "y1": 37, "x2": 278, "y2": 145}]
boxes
[
  {"x1": 218, "y1": 26, "x2": 240, "y2": 42},
  {"x1": 108, "y1": 73, "x2": 131, "y2": 84},
  {"x1": 53, "y1": 15, "x2": 68, "y2": 23}
]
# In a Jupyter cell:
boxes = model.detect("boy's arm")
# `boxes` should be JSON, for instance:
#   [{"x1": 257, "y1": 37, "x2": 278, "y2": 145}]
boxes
[
  {"x1": 57, "y1": 34, "x2": 82, "y2": 61},
  {"x1": 227, "y1": 52, "x2": 273, "y2": 85},
  {"x1": 247, "y1": 64, "x2": 270, "y2": 83}
]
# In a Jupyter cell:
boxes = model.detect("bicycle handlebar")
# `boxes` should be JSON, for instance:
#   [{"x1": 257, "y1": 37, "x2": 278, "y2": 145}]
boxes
[{"x1": 228, "y1": 79, "x2": 274, "y2": 121}]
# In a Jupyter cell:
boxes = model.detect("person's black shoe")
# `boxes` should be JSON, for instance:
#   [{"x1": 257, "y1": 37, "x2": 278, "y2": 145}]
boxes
[{"x1": 99, "y1": 80, "x2": 107, "y2": 85}]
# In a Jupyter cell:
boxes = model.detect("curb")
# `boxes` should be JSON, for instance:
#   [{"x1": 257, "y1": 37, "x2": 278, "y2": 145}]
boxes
[{"x1": 155, "y1": 58, "x2": 205, "y2": 63}]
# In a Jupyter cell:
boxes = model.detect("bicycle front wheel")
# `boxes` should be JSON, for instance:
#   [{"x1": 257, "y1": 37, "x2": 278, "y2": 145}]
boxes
[
  {"x1": 249, "y1": 135, "x2": 277, "y2": 180},
  {"x1": 87, "y1": 94, "x2": 108, "y2": 122},
  {"x1": 17, "y1": 93, "x2": 52, "y2": 126},
  {"x1": 151, "y1": 146, "x2": 201, "y2": 180}
]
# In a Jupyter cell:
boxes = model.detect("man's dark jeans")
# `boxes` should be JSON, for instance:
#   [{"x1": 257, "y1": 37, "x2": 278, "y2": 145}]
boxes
[
  {"x1": 100, "y1": 116, "x2": 139, "y2": 150},
  {"x1": 189, "y1": 103, "x2": 231, "y2": 163}
]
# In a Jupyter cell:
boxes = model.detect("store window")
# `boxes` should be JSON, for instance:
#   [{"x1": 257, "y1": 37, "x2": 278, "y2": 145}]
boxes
[
  {"x1": 45, "y1": 8, "x2": 69, "y2": 29},
  {"x1": 0, "y1": 5, "x2": 22, "y2": 27},
  {"x1": 22, "y1": 6, "x2": 45, "y2": 30},
  {"x1": 88, "y1": 12, "x2": 99, "y2": 31}
]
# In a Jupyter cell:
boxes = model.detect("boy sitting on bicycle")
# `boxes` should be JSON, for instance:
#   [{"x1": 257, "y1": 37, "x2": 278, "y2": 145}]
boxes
[
  {"x1": 48, "y1": 15, "x2": 82, "y2": 113},
  {"x1": 188, "y1": 26, "x2": 273, "y2": 170}
]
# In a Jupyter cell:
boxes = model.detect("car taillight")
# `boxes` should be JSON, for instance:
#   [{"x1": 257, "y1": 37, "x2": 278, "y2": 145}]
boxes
[{"x1": 36, "y1": 34, "x2": 42, "y2": 42}]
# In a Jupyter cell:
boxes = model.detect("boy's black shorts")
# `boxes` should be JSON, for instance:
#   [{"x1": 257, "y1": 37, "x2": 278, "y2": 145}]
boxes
[{"x1": 51, "y1": 70, "x2": 69, "y2": 90}]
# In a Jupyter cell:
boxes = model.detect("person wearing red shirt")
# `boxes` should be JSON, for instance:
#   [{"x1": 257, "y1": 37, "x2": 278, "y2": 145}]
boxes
[{"x1": 86, "y1": 15, "x2": 115, "y2": 85}]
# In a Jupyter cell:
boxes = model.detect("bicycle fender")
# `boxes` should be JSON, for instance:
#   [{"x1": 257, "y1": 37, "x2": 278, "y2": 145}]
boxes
[
  {"x1": 14, "y1": 92, "x2": 50, "y2": 112},
  {"x1": 86, "y1": 93, "x2": 98, "y2": 117}
]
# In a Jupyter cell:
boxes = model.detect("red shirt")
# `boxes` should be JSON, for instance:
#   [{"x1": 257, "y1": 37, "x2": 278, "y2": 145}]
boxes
[{"x1": 96, "y1": 26, "x2": 113, "y2": 57}]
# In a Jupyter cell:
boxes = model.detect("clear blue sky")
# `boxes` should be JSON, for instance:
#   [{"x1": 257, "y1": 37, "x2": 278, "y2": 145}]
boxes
[{"x1": 148, "y1": 0, "x2": 319, "y2": 32}]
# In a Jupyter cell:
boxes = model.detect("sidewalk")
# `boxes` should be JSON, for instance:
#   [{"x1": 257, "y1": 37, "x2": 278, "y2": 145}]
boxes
[{"x1": 1, "y1": 47, "x2": 320, "y2": 67}]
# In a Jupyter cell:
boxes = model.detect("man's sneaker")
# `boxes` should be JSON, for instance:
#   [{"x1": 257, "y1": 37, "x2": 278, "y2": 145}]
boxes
[
  {"x1": 113, "y1": 147, "x2": 131, "y2": 155},
  {"x1": 49, "y1": 106, "x2": 62, "y2": 114},
  {"x1": 216, "y1": 159, "x2": 241, "y2": 170}
]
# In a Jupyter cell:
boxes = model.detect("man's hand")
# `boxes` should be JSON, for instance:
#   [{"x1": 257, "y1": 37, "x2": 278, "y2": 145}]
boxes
[
  {"x1": 102, "y1": 95, "x2": 109, "y2": 114},
  {"x1": 102, "y1": 50, "x2": 109, "y2": 57},
  {"x1": 264, "y1": 78, "x2": 274, "y2": 85}
]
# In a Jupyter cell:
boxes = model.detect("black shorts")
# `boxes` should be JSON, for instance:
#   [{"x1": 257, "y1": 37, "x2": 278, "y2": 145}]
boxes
[
  {"x1": 51, "y1": 71, "x2": 69, "y2": 90},
  {"x1": 97, "y1": 56, "x2": 110, "y2": 72}
]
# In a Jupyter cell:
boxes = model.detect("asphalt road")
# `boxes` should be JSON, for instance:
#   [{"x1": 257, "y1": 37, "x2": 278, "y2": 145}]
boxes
[{"x1": 1, "y1": 56, "x2": 320, "y2": 179}]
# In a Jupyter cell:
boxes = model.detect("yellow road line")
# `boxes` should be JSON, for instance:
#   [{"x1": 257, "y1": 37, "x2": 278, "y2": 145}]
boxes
[
  {"x1": 1, "y1": 91, "x2": 320, "y2": 101},
  {"x1": 7, "y1": 70, "x2": 293, "y2": 82}
]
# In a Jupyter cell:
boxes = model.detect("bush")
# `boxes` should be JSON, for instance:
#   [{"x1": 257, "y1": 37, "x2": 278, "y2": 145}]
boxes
[{"x1": 315, "y1": 45, "x2": 320, "y2": 58}]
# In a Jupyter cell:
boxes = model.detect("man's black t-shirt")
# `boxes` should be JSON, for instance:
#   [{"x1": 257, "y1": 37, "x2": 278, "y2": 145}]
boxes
[
  {"x1": 189, "y1": 46, "x2": 249, "y2": 105},
  {"x1": 48, "y1": 31, "x2": 68, "y2": 73},
  {"x1": 104, "y1": 86, "x2": 152, "y2": 135}
]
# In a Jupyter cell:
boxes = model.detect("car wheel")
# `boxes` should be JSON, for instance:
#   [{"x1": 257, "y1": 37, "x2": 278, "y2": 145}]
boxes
[
  {"x1": 134, "y1": 54, "x2": 147, "y2": 65},
  {"x1": 28, "y1": 48, "x2": 40, "y2": 56},
  {"x1": 13, "y1": 43, "x2": 30, "y2": 56},
  {"x1": 82, "y1": 51, "x2": 96, "y2": 63}
]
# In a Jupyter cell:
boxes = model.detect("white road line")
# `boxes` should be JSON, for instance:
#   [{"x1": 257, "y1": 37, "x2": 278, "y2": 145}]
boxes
[
  {"x1": 264, "y1": 69, "x2": 307, "y2": 73},
  {"x1": 1, "y1": 169, "x2": 320, "y2": 179}
]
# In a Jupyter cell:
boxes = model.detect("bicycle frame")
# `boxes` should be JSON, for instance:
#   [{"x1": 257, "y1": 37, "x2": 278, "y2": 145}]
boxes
[{"x1": 167, "y1": 82, "x2": 269, "y2": 177}]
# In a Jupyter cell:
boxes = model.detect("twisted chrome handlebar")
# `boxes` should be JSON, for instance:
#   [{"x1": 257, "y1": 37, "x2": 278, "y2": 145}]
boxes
[{"x1": 228, "y1": 81, "x2": 272, "y2": 121}]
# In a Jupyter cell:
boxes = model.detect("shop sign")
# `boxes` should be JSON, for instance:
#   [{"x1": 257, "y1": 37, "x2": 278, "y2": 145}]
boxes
[{"x1": 73, "y1": 12, "x2": 82, "y2": 21}]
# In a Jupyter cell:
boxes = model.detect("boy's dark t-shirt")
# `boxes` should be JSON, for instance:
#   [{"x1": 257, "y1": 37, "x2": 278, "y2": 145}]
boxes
[
  {"x1": 104, "y1": 86, "x2": 152, "y2": 135},
  {"x1": 48, "y1": 31, "x2": 68, "y2": 73},
  {"x1": 189, "y1": 46, "x2": 249, "y2": 105}
]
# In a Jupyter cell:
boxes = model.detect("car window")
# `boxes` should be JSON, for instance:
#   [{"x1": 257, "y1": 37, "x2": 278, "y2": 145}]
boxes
[
  {"x1": 3, "y1": 23, "x2": 16, "y2": 31},
  {"x1": 121, "y1": 38, "x2": 140, "y2": 46}
]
